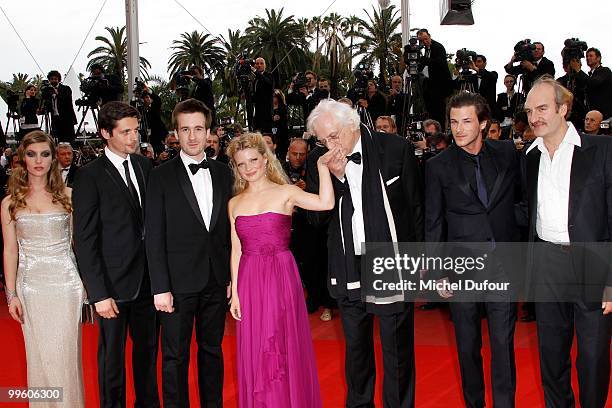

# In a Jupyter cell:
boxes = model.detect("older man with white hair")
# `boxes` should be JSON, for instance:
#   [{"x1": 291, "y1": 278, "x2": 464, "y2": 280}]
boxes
[{"x1": 305, "y1": 99, "x2": 423, "y2": 407}]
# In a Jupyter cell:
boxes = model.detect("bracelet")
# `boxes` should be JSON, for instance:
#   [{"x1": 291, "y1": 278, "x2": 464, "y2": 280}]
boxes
[{"x1": 5, "y1": 288, "x2": 17, "y2": 305}]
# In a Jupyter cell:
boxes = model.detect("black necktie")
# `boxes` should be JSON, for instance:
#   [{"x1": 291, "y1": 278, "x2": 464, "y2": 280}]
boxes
[
  {"x1": 346, "y1": 152, "x2": 362, "y2": 165},
  {"x1": 122, "y1": 160, "x2": 140, "y2": 208},
  {"x1": 473, "y1": 155, "x2": 488, "y2": 207},
  {"x1": 188, "y1": 160, "x2": 210, "y2": 175}
]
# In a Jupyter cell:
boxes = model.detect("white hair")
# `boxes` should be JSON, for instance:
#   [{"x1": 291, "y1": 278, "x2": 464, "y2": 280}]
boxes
[{"x1": 307, "y1": 99, "x2": 360, "y2": 135}]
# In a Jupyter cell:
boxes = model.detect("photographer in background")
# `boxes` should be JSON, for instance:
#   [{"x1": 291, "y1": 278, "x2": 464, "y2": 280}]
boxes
[
  {"x1": 472, "y1": 55, "x2": 498, "y2": 113},
  {"x1": 417, "y1": 28, "x2": 453, "y2": 126},
  {"x1": 189, "y1": 65, "x2": 216, "y2": 126},
  {"x1": 205, "y1": 132, "x2": 229, "y2": 164},
  {"x1": 18, "y1": 85, "x2": 40, "y2": 141},
  {"x1": 45, "y1": 70, "x2": 77, "y2": 144},
  {"x1": 375, "y1": 116, "x2": 398, "y2": 134},
  {"x1": 504, "y1": 41, "x2": 555, "y2": 94},
  {"x1": 157, "y1": 132, "x2": 180, "y2": 164},
  {"x1": 88, "y1": 63, "x2": 124, "y2": 105},
  {"x1": 557, "y1": 55, "x2": 589, "y2": 129},
  {"x1": 585, "y1": 47, "x2": 612, "y2": 119},
  {"x1": 584, "y1": 110, "x2": 603, "y2": 135},
  {"x1": 252, "y1": 57, "x2": 274, "y2": 132},
  {"x1": 139, "y1": 84, "x2": 167, "y2": 154},
  {"x1": 496, "y1": 74, "x2": 520, "y2": 126}
]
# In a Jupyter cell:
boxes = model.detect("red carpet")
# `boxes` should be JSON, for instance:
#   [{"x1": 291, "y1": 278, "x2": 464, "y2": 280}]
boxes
[{"x1": 0, "y1": 300, "x2": 598, "y2": 407}]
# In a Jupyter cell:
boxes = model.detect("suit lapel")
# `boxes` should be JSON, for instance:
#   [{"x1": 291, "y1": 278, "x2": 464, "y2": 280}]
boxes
[
  {"x1": 526, "y1": 147, "x2": 541, "y2": 236},
  {"x1": 485, "y1": 141, "x2": 508, "y2": 208},
  {"x1": 102, "y1": 155, "x2": 140, "y2": 217},
  {"x1": 208, "y1": 161, "x2": 223, "y2": 231},
  {"x1": 568, "y1": 140, "x2": 596, "y2": 229},
  {"x1": 174, "y1": 158, "x2": 206, "y2": 228}
]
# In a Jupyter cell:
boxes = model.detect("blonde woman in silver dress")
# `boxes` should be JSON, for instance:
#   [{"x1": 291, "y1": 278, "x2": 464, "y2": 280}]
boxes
[{"x1": 2, "y1": 131, "x2": 85, "y2": 407}]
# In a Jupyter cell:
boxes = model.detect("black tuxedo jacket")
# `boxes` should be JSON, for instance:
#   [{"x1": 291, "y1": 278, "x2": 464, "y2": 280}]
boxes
[
  {"x1": 419, "y1": 40, "x2": 453, "y2": 98},
  {"x1": 477, "y1": 69, "x2": 498, "y2": 113},
  {"x1": 526, "y1": 133, "x2": 612, "y2": 303},
  {"x1": 63, "y1": 164, "x2": 78, "y2": 188},
  {"x1": 495, "y1": 92, "x2": 521, "y2": 122},
  {"x1": 425, "y1": 140, "x2": 522, "y2": 245},
  {"x1": 54, "y1": 84, "x2": 77, "y2": 125},
  {"x1": 73, "y1": 154, "x2": 152, "y2": 303},
  {"x1": 586, "y1": 65, "x2": 612, "y2": 119},
  {"x1": 145, "y1": 156, "x2": 232, "y2": 295},
  {"x1": 307, "y1": 128, "x2": 424, "y2": 302}
]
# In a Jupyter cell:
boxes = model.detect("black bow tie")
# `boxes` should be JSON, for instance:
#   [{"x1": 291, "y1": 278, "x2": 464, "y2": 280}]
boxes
[
  {"x1": 61, "y1": 167, "x2": 70, "y2": 172},
  {"x1": 346, "y1": 152, "x2": 362, "y2": 165},
  {"x1": 188, "y1": 160, "x2": 209, "y2": 175}
]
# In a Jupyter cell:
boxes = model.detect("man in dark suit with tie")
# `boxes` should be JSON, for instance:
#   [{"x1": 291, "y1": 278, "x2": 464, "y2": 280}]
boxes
[
  {"x1": 56, "y1": 142, "x2": 78, "y2": 187},
  {"x1": 426, "y1": 92, "x2": 522, "y2": 408},
  {"x1": 473, "y1": 55, "x2": 498, "y2": 113},
  {"x1": 46, "y1": 70, "x2": 77, "y2": 145},
  {"x1": 146, "y1": 98, "x2": 232, "y2": 408},
  {"x1": 417, "y1": 28, "x2": 453, "y2": 126},
  {"x1": 73, "y1": 102, "x2": 159, "y2": 408},
  {"x1": 505, "y1": 41, "x2": 555, "y2": 95},
  {"x1": 523, "y1": 76, "x2": 611, "y2": 408},
  {"x1": 252, "y1": 57, "x2": 274, "y2": 132},
  {"x1": 306, "y1": 99, "x2": 423, "y2": 408}
]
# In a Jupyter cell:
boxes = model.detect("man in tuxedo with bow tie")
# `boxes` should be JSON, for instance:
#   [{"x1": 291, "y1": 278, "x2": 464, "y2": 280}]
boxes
[
  {"x1": 73, "y1": 102, "x2": 159, "y2": 407},
  {"x1": 146, "y1": 98, "x2": 232, "y2": 408},
  {"x1": 306, "y1": 100, "x2": 423, "y2": 407},
  {"x1": 56, "y1": 142, "x2": 78, "y2": 187},
  {"x1": 425, "y1": 92, "x2": 523, "y2": 408}
]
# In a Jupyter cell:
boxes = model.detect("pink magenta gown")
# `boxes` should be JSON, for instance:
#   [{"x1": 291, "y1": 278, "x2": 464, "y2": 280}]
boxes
[{"x1": 235, "y1": 212, "x2": 322, "y2": 408}]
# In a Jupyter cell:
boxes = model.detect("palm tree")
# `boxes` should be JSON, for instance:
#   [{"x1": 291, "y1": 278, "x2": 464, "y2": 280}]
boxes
[
  {"x1": 87, "y1": 26, "x2": 151, "y2": 82},
  {"x1": 167, "y1": 31, "x2": 225, "y2": 78},
  {"x1": 354, "y1": 5, "x2": 402, "y2": 88},
  {"x1": 341, "y1": 15, "x2": 361, "y2": 72},
  {"x1": 219, "y1": 29, "x2": 247, "y2": 98},
  {"x1": 245, "y1": 8, "x2": 309, "y2": 87},
  {"x1": 6, "y1": 73, "x2": 31, "y2": 93},
  {"x1": 321, "y1": 13, "x2": 350, "y2": 98},
  {"x1": 148, "y1": 75, "x2": 176, "y2": 128},
  {"x1": 307, "y1": 16, "x2": 324, "y2": 71}
]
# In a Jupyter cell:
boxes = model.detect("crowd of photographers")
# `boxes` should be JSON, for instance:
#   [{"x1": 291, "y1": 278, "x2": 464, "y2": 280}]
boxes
[{"x1": 2, "y1": 30, "x2": 612, "y2": 321}]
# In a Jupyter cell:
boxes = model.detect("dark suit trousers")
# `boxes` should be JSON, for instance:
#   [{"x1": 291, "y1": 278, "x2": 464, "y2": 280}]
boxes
[
  {"x1": 160, "y1": 277, "x2": 227, "y2": 408},
  {"x1": 450, "y1": 302, "x2": 517, "y2": 408},
  {"x1": 97, "y1": 293, "x2": 159, "y2": 408},
  {"x1": 338, "y1": 297, "x2": 415, "y2": 408}
]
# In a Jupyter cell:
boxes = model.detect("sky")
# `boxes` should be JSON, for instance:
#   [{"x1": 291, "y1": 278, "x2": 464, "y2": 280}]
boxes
[{"x1": 1, "y1": 0, "x2": 611, "y2": 96}]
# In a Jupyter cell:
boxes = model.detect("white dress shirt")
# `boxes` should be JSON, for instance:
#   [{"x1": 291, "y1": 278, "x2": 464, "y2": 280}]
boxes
[
  {"x1": 180, "y1": 150, "x2": 213, "y2": 230},
  {"x1": 343, "y1": 138, "x2": 365, "y2": 256},
  {"x1": 60, "y1": 165, "x2": 70, "y2": 183},
  {"x1": 104, "y1": 147, "x2": 142, "y2": 205},
  {"x1": 526, "y1": 122, "x2": 581, "y2": 244}
]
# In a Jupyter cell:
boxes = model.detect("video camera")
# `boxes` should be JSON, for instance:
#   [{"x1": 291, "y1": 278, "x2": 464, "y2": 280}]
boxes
[
  {"x1": 513, "y1": 39, "x2": 536, "y2": 63},
  {"x1": 403, "y1": 36, "x2": 423, "y2": 76},
  {"x1": 562, "y1": 38, "x2": 588, "y2": 65},
  {"x1": 292, "y1": 72, "x2": 308, "y2": 90},
  {"x1": 455, "y1": 48, "x2": 478, "y2": 72},
  {"x1": 234, "y1": 50, "x2": 254, "y2": 85},
  {"x1": 133, "y1": 77, "x2": 147, "y2": 100},
  {"x1": 76, "y1": 75, "x2": 109, "y2": 107},
  {"x1": 173, "y1": 70, "x2": 192, "y2": 93},
  {"x1": 4, "y1": 90, "x2": 20, "y2": 116},
  {"x1": 352, "y1": 62, "x2": 374, "y2": 100}
]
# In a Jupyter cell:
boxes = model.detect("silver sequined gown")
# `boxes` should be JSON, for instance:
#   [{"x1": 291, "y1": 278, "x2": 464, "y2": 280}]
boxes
[{"x1": 15, "y1": 213, "x2": 85, "y2": 407}]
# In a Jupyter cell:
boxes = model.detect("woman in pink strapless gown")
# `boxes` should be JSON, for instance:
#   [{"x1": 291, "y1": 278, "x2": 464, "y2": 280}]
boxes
[{"x1": 226, "y1": 133, "x2": 340, "y2": 407}]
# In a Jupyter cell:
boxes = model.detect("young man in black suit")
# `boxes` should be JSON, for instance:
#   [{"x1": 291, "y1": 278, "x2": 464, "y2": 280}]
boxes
[
  {"x1": 73, "y1": 102, "x2": 159, "y2": 408},
  {"x1": 425, "y1": 92, "x2": 522, "y2": 408},
  {"x1": 524, "y1": 76, "x2": 611, "y2": 408},
  {"x1": 306, "y1": 99, "x2": 423, "y2": 408},
  {"x1": 146, "y1": 99, "x2": 232, "y2": 408}
]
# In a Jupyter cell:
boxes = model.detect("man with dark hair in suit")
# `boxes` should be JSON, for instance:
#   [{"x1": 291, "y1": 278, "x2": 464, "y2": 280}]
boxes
[
  {"x1": 426, "y1": 92, "x2": 522, "y2": 408},
  {"x1": 146, "y1": 98, "x2": 232, "y2": 408},
  {"x1": 505, "y1": 41, "x2": 555, "y2": 95},
  {"x1": 73, "y1": 101, "x2": 159, "y2": 408},
  {"x1": 585, "y1": 47, "x2": 612, "y2": 119},
  {"x1": 473, "y1": 55, "x2": 498, "y2": 113},
  {"x1": 524, "y1": 76, "x2": 611, "y2": 408},
  {"x1": 417, "y1": 28, "x2": 453, "y2": 126},
  {"x1": 46, "y1": 70, "x2": 77, "y2": 144},
  {"x1": 189, "y1": 65, "x2": 217, "y2": 127},
  {"x1": 306, "y1": 99, "x2": 423, "y2": 407}
]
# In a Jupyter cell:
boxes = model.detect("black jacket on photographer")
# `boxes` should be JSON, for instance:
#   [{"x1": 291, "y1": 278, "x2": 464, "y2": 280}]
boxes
[
  {"x1": 192, "y1": 77, "x2": 216, "y2": 127},
  {"x1": 252, "y1": 71, "x2": 274, "y2": 132},
  {"x1": 142, "y1": 92, "x2": 168, "y2": 154},
  {"x1": 505, "y1": 57, "x2": 555, "y2": 94},
  {"x1": 49, "y1": 84, "x2": 77, "y2": 143},
  {"x1": 586, "y1": 65, "x2": 612, "y2": 119},
  {"x1": 346, "y1": 88, "x2": 388, "y2": 123},
  {"x1": 98, "y1": 73, "x2": 124, "y2": 105},
  {"x1": 557, "y1": 69, "x2": 589, "y2": 129}
]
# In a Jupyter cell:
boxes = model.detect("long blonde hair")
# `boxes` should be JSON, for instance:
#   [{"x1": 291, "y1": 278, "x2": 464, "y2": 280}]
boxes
[
  {"x1": 226, "y1": 132, "x2": 288, "y2": 195},
  {"x1": 7, "y1": 131, "x2": 72, "y2": 220}
]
